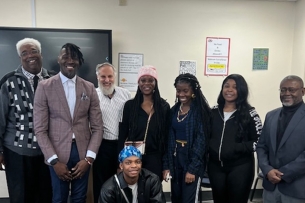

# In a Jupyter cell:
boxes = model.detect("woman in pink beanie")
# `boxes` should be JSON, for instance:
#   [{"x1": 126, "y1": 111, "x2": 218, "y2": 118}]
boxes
[{"x1": 118, "y1": 65, "x2": 170, "y2": 180}]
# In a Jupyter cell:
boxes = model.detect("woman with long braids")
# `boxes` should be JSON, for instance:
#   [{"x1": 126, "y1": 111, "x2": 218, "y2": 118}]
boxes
[
  {"x1": 163, "y1": 73, "x2": 212, "y2": 203},
  {"x1": 118, "y1": 65, "x2": 170, "y2": 180},
  {"x1": 208, "y1": 74, "x2": 262, "y2": 203}
]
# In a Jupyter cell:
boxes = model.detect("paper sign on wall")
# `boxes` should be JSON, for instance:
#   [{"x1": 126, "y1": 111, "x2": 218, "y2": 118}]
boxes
[
  {"x1": 179, "y1": 60, "x2": 196, "y2": 75},
  {"x1": 204, "y1": 37, "x2": 230, "y2": 76},
  {"x1": 118, "y1": 53, "x2": 144, "y2": 92}
]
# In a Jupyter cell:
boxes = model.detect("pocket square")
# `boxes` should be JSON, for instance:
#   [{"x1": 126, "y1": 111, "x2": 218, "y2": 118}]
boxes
[{"x1": 81, "y1": 92, "x2": 88, "y2": 100}]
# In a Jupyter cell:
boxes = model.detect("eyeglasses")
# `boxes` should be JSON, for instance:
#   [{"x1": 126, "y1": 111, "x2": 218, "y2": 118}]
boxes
[
  {"x1": 279, "y1": 87, "x2": 303, "y2": 94},
  {"x1": 20, "y1": 50, "x2": 39, "y2": 57}
]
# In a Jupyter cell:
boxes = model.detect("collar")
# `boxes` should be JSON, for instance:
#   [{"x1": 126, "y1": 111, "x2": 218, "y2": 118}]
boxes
[
  {"x1": 117, "y1": 169, "x2": 147, "y2": 189},
  {"x1": 60, "y1": 72, "x2": 76, "y2": 84},
  {"x1": 21, "y1": 66, "x2": 42, "y2": 79},
  {"x1": 282, "y1": 101, "x2": 304, "y2": 112}
]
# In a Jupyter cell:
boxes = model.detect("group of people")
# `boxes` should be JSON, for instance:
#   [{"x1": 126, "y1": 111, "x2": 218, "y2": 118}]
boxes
[{"x1": 0, "y1": 37, "x2": 304, "y2": 203}]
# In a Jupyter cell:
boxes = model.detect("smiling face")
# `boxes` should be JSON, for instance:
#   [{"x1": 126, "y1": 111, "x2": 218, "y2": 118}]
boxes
[
  {"x1": 19, "y1": 43, "x2": 42, "y2": 74},
  {"x1": 58, "y1": 48, "x2": 80, "y2": 79},
  {"x1": 97, "y1": 65, "x2": 115, "y2": 95},
  {"x1": 120, "y1": 156, "x2": 142, "y2": 181},
  {"x1": 280, "y1": 79, "x2": 304, "y2": 106},
  {"x1": 175, "y1": 82, "x2": 194, "y2": 106},
  {"x1": 138, "y1": 75, "x2": 156, "y2": 95},
  {"x1": 222, "y1": 79, "x2": 238, "y2": 104}
]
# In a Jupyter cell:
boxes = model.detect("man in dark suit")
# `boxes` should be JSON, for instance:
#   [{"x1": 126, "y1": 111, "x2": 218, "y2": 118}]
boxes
[
  {"x1": 34, "y1": 43, "x2": 103, "y2": 203},
  {"x1": 257, "y1": 75, "x2": 305, "y2": 203}
]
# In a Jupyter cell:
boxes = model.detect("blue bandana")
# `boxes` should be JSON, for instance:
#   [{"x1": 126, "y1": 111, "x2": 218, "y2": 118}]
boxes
[{"x1": 118, "y1": 146, "x2": 142, "y2": 163}]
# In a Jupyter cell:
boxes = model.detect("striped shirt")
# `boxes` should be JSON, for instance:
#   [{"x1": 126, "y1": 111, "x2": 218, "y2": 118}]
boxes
[{"x1": 96, "y1": 86, "x2": 131, "y2": 140}]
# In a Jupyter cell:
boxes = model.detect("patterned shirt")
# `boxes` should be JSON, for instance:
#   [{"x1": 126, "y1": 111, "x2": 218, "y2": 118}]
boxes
[{"x1": 96, "y1": 86, "x2": 131, "y2": 140}]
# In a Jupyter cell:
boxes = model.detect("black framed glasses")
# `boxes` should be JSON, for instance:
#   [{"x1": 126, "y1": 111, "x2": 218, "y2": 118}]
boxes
[{"x1": 279, "y1": 87, "x2": 303, "y2": 94}]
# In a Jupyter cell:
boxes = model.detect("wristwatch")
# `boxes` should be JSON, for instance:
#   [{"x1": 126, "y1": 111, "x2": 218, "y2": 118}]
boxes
[{"x1": 50, "y1": 158, "x2": 59, "y2": 166}]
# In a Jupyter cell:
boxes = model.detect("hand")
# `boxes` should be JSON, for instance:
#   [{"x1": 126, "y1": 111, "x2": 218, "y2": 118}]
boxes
[
  {"x1": 71, "y1": 159, "x2": 91, "y2": 179},
  {"x1": 162, "y1": 170, "x2": 170, "y2": 182},
  {"x1": 0, "y1": 153, "x2": 5, "y2": 170},
  {"x1": 185, "y1": 172, "x2": 195, "y2": 184},
  {"x1": 267, "y1": 169, "x2": 283, "y2": 184},
  {"x1": 53, "y1": 162, "x2": 73, "y2": 181}
]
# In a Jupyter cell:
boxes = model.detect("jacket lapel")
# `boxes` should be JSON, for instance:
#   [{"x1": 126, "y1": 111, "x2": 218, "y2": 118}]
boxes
[
  {"x1": 278, "y1": 104, "x2": 305, "y2": 150},
  {"x1": 270, "y1": 109, "x2": 281, "y2": 154},
  {"x1": 54, "y1": 74, "x2": 71, "y2": 118},
  {"x1": 73, "y1": 76, "x2": 82, "y2": 121}
]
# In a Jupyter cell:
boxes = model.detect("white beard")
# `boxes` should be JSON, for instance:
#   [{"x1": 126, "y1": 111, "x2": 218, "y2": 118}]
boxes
[{"x1": 98, "y1": 83, "x2": 115, "y2": 96}]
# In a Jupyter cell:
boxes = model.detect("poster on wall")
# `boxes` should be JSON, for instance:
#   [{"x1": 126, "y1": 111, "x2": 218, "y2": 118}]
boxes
[
  {"x1": 252, "y1": 48, "x2": 269, "y2": 70},
  {"x1": 179, "y1": 60, "x2": 197, "y2": 75},
  {"x1": 118, "y1": 53, "x2": 144, "y2": 92},
  {"x1": 204, "y1": 37, "x2": 230, "y2": 76}
]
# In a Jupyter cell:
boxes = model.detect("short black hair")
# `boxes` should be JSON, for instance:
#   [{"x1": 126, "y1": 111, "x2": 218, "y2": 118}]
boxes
[{"x1": 61, "y1": 43, "x2": 84, "y2": 66}]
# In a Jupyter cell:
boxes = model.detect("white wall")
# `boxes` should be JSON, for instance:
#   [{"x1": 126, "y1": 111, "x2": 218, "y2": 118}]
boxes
[
  {"x1": 0, "y1": 0, "x2": 304, "y2": 197},
  {"x1": 292, "y1": 0, "x2": 305, "y2": 78}
]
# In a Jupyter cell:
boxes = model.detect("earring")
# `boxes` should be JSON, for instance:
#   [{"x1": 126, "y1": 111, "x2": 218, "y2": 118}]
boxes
[
  {"x1": 153, "y1": 89, "x2": 155, "y2": 93},
  {"x1": 192, "y1": 94, "x2": 196, "y2": 99}
]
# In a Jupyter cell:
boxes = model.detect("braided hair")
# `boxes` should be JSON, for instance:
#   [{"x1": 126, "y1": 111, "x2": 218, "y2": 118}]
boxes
[
  {"x1": 128, "y1": 79, "x2": 167, "y2": 148},
  {"x1": 61, "y1": 43, "x2": 84, "y2": 65},
  {"x1": 174, "y1": 73, "x2": 212, "y2": 143},
  {"x1": 217, "y1": 74, "x2": 252, "y2": 139}
]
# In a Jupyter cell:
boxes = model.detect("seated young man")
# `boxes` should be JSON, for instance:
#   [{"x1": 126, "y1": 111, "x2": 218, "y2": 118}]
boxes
[{"x1": 99, "y1": 146, "x2": 166, "y2": 203}]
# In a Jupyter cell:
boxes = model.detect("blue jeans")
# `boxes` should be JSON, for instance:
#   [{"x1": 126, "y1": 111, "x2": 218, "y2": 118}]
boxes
[{"x1": 49, "y1": 142, "x2": 90, "y2": 203}]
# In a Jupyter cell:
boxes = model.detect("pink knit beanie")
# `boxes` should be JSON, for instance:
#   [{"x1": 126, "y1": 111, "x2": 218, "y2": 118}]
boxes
[{"x1": 137, "y1": 65, "x2": 158, "y2": 81}]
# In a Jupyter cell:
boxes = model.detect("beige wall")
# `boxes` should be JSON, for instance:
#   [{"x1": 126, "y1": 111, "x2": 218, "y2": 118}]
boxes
[{"x1": 0, "y1": 0, "x2": 304, "y2": 197}]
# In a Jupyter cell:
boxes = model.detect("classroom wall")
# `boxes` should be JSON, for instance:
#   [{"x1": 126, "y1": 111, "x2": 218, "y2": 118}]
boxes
[
  {"x1": 0, "y1": 0, "x2": 303, "y2": 197},
  {"x1": 292, "y1": 0, "x2": 305, "y2": 78}
]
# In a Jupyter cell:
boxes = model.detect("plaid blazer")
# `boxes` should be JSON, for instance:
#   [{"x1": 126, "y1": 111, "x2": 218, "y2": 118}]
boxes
[{"x1": 33, "y1": 74, "x2": 103, "y2": 164}]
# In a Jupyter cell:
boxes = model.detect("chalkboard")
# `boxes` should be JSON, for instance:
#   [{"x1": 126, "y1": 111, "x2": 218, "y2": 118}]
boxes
[{"x1": 0, "y1": 27, "x2": 112, "y2": 87}]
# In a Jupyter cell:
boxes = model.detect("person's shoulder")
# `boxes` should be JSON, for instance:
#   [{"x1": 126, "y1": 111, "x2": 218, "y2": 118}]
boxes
[
  {"x1": 160, "y1": 98, "x2": 170, "y2": 108},
  {"x1": 211, "y1": 105, "x2": 219, "y2": 110},
  {"x1": 100, "y1": 176, "x2": 117, "y2": 200},
  {"x1": 101, "y1": 176, "x2": 116, "y2": 189},
  {"x1": 124, "y1": 99, "x2": 134, "y2": 105},
  {"x1": 39, "y1": 73, "x2": 59, "y2": 86},
  {"x1": 267, "y1": 107, "x2": 282, "y2": 116},
  {"x1": 248, "y1": 106, "x2": 259, "y2": 116},
  {"x1": 170, "y1": 102, "x2": 179, "y2": 110},
  {"x1": 141, "y1": 168, "x2": 159, "y2": 179},
  {"x1": 0, "y1": 71, "x2": 16, "y2": 88},
  {"x1": 116, "y1": 86, "x2": 129, "y2": 93},
  {"x1": 115, "y1": 86, "x2": 131, "y2": 96},
  {"x1": 77, "y1": 76, "x2": 95, "y2": 88}
]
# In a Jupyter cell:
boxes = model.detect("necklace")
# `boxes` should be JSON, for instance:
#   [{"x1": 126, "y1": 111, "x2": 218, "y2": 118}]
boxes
[
  {"x1": 179, "y1": 103, "x2": 189, "y2": 115},
  {"x1": 177, "y1": 110, "x2": 188, "y2": 122},
  {"x1": 177, "y1": 104, "x2": 189, "y2": 122}
]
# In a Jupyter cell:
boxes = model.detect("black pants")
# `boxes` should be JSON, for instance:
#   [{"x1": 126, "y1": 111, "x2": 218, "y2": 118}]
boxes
[
  {"x1": 208, "y1": 158, "x2": 254, "y2": 203},
  {"x1": 141, "y1": 152, "x2": 163, "y2": 181},
  {"x1": 92, "y1": 139, "x2": 119, "y2": 203},
  {"x1": 170, "y1": 144, "x2": 201, "y2": 203},
  {"x1": 4, "y1": 147, "x2": 52, "y2": 203}
]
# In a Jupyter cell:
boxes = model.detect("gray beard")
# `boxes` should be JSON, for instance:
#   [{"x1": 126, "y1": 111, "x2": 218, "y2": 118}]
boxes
[{"x1": 98, "y1": 83, "x2": 115, "y2": 96}]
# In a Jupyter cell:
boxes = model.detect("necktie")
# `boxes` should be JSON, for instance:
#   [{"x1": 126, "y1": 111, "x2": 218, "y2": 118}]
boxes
[{"x1": 33, "y1": 75, "x2": 39, "y2": 93}]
